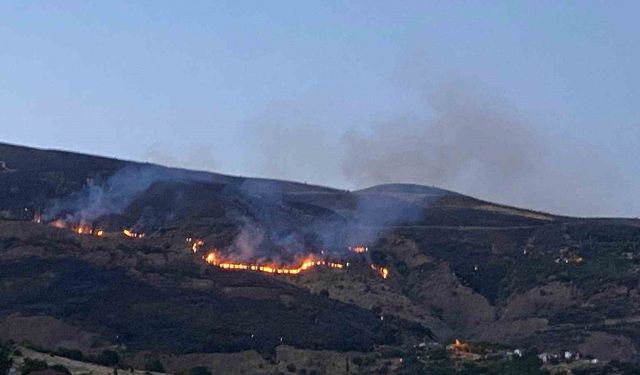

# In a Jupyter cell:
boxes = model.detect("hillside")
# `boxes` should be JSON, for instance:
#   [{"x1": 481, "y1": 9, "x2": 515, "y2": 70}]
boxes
[{"x1": 2, "y1": 142, "x2": 640, "y2": 374}]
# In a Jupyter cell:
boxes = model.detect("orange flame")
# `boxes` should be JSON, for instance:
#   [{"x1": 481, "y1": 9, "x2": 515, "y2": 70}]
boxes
[
  {"x1": 72, "y1": 224, "x2": 104, "y2": 237},
  {"x1": 191, "y1": 239, "x2": 205, "y2": 253},
  {"x1": 123, "y1": 229, "x2": 145, "y2": 238},
  {"x1": 451, "y1": 339, "x2": 470, "y2": 353},
  {"x1": 350, "y1": 245, "x2": 368, "y2": 253},
  {"x1": 204, "y1": 251, "x2": 345, "y2": 275},
  {"x1": 370, "y1": 264, "x2": 389, "y2": 279},
  {"x1": 49, "y1": 219, "x2": 67, "y2": 229}
]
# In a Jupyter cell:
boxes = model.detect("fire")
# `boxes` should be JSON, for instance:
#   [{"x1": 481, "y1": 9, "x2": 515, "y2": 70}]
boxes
[
  {"x1": 350, "y1": 245, "x2": 368, "y2": 253},
  {"x1": 205, "y1": 251, "x2": 345, "y2": 275},
  {"x1": 72, "y1": 224, "x2": 104, "y2": 237},
  {"x1": 370, "y1": 264, "x2": 389, "y2": 279},
  {"x1": 123, "y1": 229, "x2": 145, "y2": 238},
  {"x1": 191, "y1": 239, "x2": 204, "y2": 253},
  {"x1": 49, "y1": 219, "x2": 67, "y2": 229},
  {"x1": 449, "y1": 339, "x2": 470, "y2": 353}
]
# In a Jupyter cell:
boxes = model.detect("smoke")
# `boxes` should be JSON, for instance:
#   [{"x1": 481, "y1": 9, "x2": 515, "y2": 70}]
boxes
[
  {"x1": 234, "y1": 78, "x2": 639, "y2": 217},
  {"x1": 44, "y1": 164, "x2": 215, "y2": 224},
  {"x1": 144, "y1": 142, "x2": 217, "y2": 173},
  {"x1": 341, "y1": 80, "x2": 637, "y2": 216},
  {"x1": 239, "y1": 106, "x2": 343, "y2": 186},
  {"x1": 228, "y1": 225, "x2": 265, "y2": 261},
  {"x1": 343, "y1": 82, "x2": 539, "y2": 193}
]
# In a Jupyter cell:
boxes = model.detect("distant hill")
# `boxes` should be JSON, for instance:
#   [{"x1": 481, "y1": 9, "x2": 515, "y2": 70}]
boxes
[{"x1": 2, "y1": 142, "x2": 640, "y2": 372}]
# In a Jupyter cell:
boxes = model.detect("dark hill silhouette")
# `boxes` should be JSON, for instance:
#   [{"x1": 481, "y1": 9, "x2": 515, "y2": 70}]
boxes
[{"x1": 1, "y1": 142, "x2": 640, "y2": 364}]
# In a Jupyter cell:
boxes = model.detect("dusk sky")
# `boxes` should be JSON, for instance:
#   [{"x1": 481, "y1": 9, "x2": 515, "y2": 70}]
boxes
[{"x1": 1, "y1": 1, "x2": 639, "y2": 216}]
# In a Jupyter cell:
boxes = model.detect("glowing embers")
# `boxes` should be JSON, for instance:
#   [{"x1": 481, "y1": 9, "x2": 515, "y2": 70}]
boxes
[
  {"x1": 123, "y1": 229, "x2": 145, "y2": 239},
  {"x1": 350, "y1": 245, "x2": 368, "y2": 254},
  {"x1": 449, "y1": 339, "x2": 470, "y2": 353},
  {"x1": 370, "y1": 264, "x2": 389, "y2": 279},
  {"x1": 204, "y1": 251, "x2": 345, "y2": 276},
  {"x1": 48, "y1": 219, "x2": 67, "y2": 229},
  {"x1": 72, "y1": 224, "x2": 105, "y2": 237},
  {"x1": 186, "y1": 238, "x2": 205, "y2": 253}
]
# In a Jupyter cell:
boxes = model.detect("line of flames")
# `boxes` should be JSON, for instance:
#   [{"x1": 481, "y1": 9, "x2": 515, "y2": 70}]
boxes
[
  {"x1": 204, "y1": 252, "x2": 345, "y2": 275},
  {"x1": 37, "y1": 215, "x2": 388, "y2": 279},
  {"x1": 73, "y1": 224, "x2": 105, "y2": 237},
  {"x1": 122, "y1": 228, "x2": 145, "y2": 238}
]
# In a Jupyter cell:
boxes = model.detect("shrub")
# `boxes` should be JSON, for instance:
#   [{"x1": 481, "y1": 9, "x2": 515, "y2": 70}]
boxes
[
  {"x1": 93, "y1": 350, "x2": 119, "y2": 366},
  {"x1": 49, "y1": 364, "x2": 71, "y2": 375},
  {"x1": 187, "y1": 367, "x2": 212, "y2": 375},
  {"x1": 54, "y1": 348, "x2": 84, "y2": 361},
  {"x1": 0, "y1": 344, "x2": 12, "y2": 375},
  {"x1": 21, "y1": 358, "x2": 48, "y2": 375},
  {"x1": 144, "y1": 359, "x2": 165, "y2": 373},
  {"x1": 286, "y1": 363, "x2": 296, "y2": 372}
]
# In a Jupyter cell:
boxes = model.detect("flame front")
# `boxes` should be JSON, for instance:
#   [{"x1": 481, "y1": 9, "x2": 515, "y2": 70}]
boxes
[
  {"x1": 123, "y1": 229, "x2": 145, "y2": 238},
  {"x1": 350, "y1": 245, "x2": 368, "y2": 253},
  {"x1": 72, "y1": 224, "x2": 104, "y2": 237},
  {"x1": 39, "y1": 217, "x2": 388, "y2": 280},
  {"x1": 370, "y1": 264, "x2": 389, "y2": 279},
  {"x1": 189, "y1": 239, "x2": 205, "y2": 253},
  {"x1": 205, "y1": 251, "x2": 345, "y2": 275}
]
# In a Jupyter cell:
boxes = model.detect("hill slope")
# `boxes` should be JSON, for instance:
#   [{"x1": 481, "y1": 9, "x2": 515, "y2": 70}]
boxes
[{"x1": 2, "y1": 142, "x2": 640, "y2": 370}]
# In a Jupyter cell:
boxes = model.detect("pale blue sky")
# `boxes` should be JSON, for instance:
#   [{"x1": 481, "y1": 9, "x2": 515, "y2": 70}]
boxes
[{"x1": 1, "y1": 2, "x2": 639, "y2": 216}]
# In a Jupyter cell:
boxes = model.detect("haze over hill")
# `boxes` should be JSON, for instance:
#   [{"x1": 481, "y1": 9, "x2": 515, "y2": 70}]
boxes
[
  {"x1": 2, "y1": 142, "x2": 640, "y2": 375},
  {"x1": 3, "y1": 3, "x2": 639, "y2": 218},
  {"x1": 3, "y1": 3, "x2": 640, "y2": 374}
]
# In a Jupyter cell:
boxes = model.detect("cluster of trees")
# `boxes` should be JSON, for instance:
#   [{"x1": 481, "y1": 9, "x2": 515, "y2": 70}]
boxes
[
  {"x1": 20, "y1": 358, "x2": 71, "y2": 375},
  {"x1": 392, "y1": 348, "x2": 549, "y2": 375},
  {"x1": 0, "y1": 345, "x2": 70, "y2": 375},
  {"x1": 8, "y1": 343, "x2": 221, "y2": 375},
  {"x1": 0, "y1": 343, "x2": 11, "y2": 375},
  {"x1": 22, "y1": 345, "x2": 120, "y2": 368}
]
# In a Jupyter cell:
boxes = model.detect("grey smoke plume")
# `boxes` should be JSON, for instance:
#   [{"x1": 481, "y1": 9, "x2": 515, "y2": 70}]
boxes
[
  {"x1": 342, "y1": 82, "x2": 540, "y2": 206},
  {"x1": 340, "y1": 81, "x2": 638, "y2": 217},
  {"x1": 44, "y1": 164, "x2": 215, "y2": 223},
  {"x1": 239, "y1": 107, "x2": 343, "y2": 186},
  {"x1": 236, "y1": 80, "x2": 638, "y2": 216},
  {"x1": 144, "y1": 142, "x2": 217, "y2": 172}
]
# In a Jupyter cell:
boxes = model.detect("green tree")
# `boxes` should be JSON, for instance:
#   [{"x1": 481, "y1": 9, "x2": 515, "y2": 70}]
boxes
[
  {"x1": 0, "y1": 343, "x2": 12, "y2": 375},
  {"x1": 49, "y1": 364, "x2": 71, "y2": 375},
  {"x1": 21, "y1": 358, "x2": 47, "y2": 375},
  {"x1": 95, "y1": 350, "x2": 119, "y2": 366}
]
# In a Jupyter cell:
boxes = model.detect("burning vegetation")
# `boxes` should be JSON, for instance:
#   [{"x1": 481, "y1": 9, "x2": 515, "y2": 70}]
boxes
[
  {"x1": 350, "y1": 245, "x2": 368, "y2": 253},
  {"x1": 204, "y1": 251, "x2": 345, "y2": 275},
  {"x1": 73, "y1": 224, "x2": 104, "y2": 237},
  {"x1": 122, "y1": 229, "x2": 145, "y2": 238},
  {"x1": 200, "y1": 240, "x2": 389, "y2": 279},
  {"x1": 370, "y1": 264, "x2": 390, "y2": 279},
  {"x1": 33, "y1": 212, "x2": 389, "y2": 279},
  {"x1": 186, "y1": 238, "x2": 205, "y2": 253}
]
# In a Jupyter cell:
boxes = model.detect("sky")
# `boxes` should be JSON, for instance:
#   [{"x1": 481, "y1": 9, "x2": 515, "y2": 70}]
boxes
[{"x1": 1, "y1": 1, "x2": 639, "y2": 217}]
